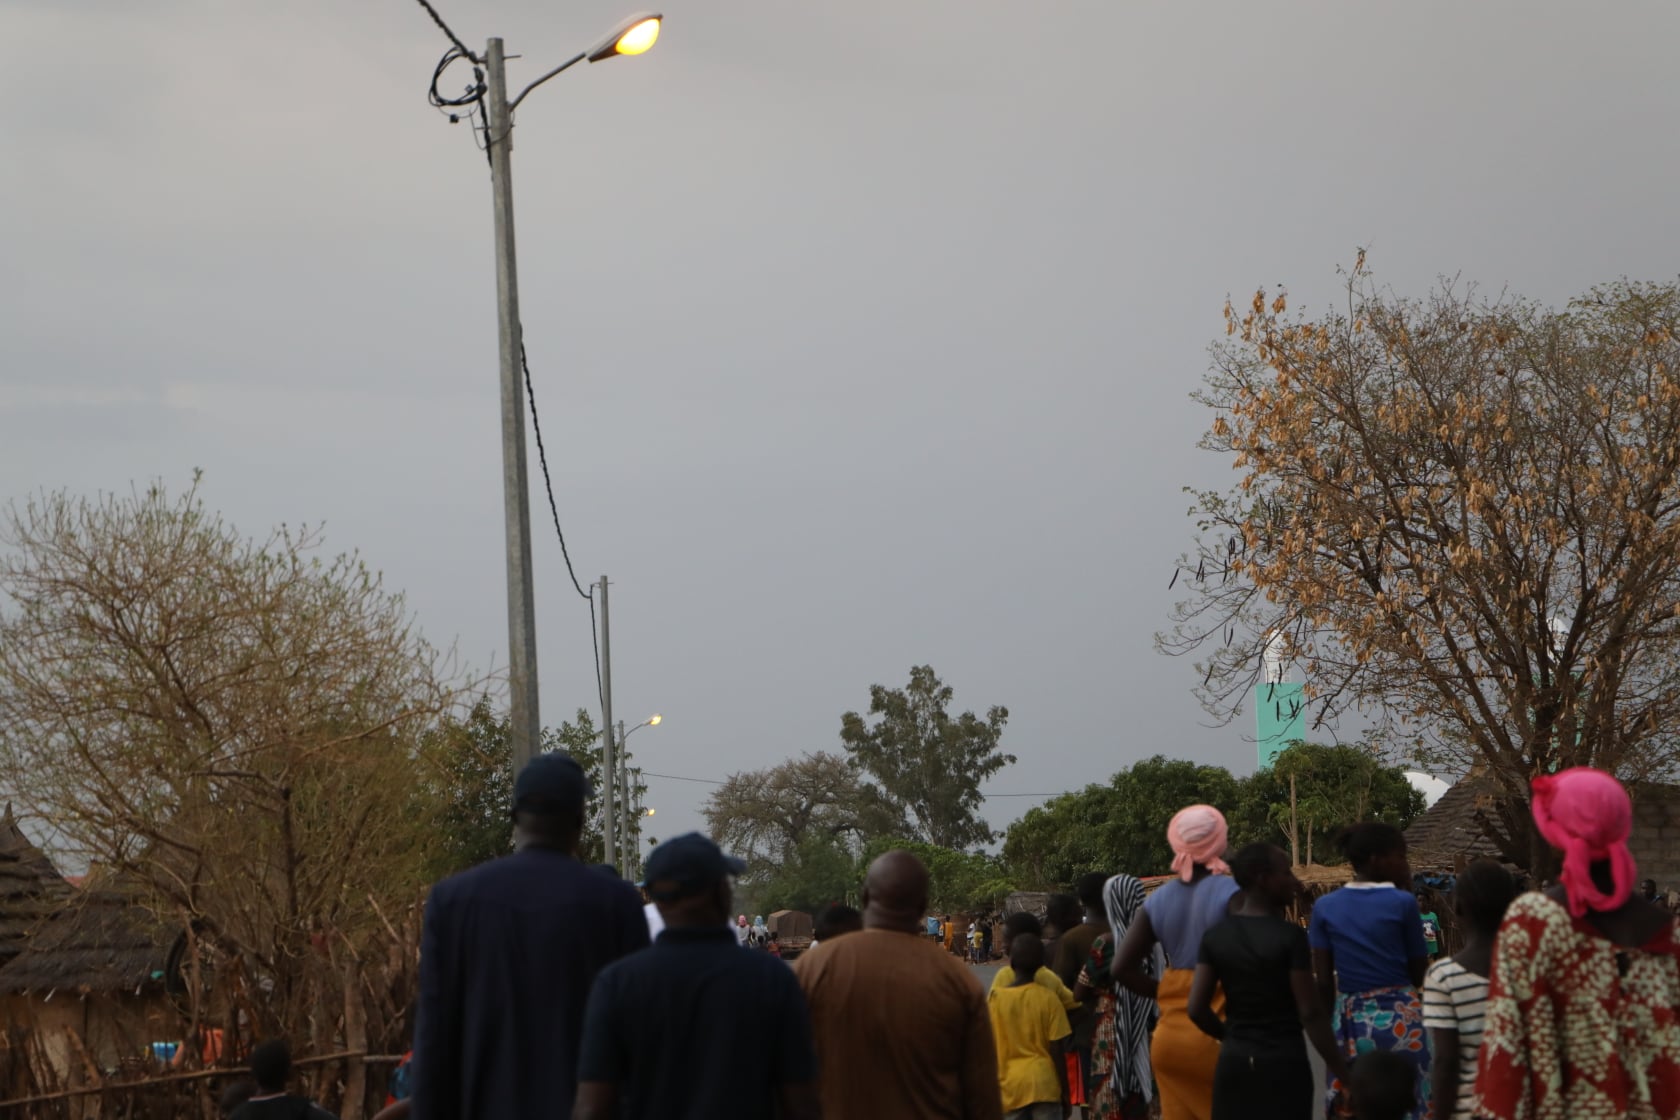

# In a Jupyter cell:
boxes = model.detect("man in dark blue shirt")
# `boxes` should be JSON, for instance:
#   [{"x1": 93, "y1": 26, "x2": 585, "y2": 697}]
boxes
[
  {"x1": 574, "y1": 833, "x2": 819, "y2": 1120},
  {"x1": 413, "y1": 753, "x2": 649, "y2": 1120}
]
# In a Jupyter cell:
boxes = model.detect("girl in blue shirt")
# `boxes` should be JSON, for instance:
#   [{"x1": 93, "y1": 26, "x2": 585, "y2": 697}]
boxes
[{"x1": 1308, "y1": 822, "x2": 1432, "y2": 1119}]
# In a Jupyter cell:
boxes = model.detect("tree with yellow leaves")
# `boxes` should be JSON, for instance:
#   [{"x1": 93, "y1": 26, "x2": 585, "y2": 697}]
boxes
[{"x1": 1163, "y1": 266, "x2": 1680, "y2": 869}]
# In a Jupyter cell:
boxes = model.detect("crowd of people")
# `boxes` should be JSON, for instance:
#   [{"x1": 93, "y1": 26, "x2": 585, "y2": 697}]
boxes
[{"x1": 222, "y1": 756, "x2": 1680, "y2": 1120}]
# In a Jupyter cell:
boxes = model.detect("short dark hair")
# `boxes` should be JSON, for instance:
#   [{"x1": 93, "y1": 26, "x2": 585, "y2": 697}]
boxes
[
  {"x1": 1347, "y1": 1049, "x2": 1415, "y2": 1120},
  {"x1": 248, "y1": 1039, "x2": 291, "y2": 1094},
  {"x1": 1455, "y1": 860, "x2": 1518, "y2": 937},
  {"x1": 1045, "y1": 893, "x2": 1082, "y2": 931},
  {"x1": 814, "y1": 904, "x2": 862, "y2": 942},
  {"x1": 1010, "y1": 932, "x2": 1046, "y2": 973},
  {"x1": 1075, "y1": 872, "x2": 1108, "y2": 909},
  {"x1": 1335, "y1": 822, "x2": 1406, "y2": 873},
  {"x1": 1231, "y1": 842, "x2": 1285, "y2": 889},
  {"x1": 1002, "y1": 911, "x2": 1042, "y2": 942}
]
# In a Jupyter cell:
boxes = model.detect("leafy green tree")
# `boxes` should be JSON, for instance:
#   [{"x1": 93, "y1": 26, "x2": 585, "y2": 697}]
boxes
[
  {"x1": 756, "y1": 834, "x2": 861, "y2": 914},
  {"x1": 1236, "y1": 742, "x2": 1426, "y2": 865},
  {"x1": 420, "y1": 699, "x2": 635, "y2": 876},
  {"x1": 859, "y1": 837, "x2": 1013, "y2": 913},
  {"x1": 702, "y1": 752, "x2": 897, "y2": 884},
  {"x1": 840, "y1": 666, "x2": 1014, "y2": 849}
]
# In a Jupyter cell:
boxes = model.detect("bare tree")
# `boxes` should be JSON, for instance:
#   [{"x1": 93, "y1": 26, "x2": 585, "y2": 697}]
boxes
[
  {"x1": 0, "y1": 477, "x2": 474, "y2": 1115},
  {"x1": 1163, "y1": 270, "x2": 1680, "y2": 868}
]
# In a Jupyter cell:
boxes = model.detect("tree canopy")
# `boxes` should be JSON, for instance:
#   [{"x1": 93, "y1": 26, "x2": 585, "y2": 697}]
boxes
[
  {"x1": 0, "y1": 478, "x2": 468, "y2": 1078},
  {"x1": 839, "y1": 665, "x2": 1013, "y2": 850},
  {"x1": 1165, "y1": 272, "x2": 1680, "y2": 867}
]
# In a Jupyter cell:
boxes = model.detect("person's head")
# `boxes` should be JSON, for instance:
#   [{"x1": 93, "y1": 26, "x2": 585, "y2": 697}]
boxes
[
  {"x1": 247, "y1": 1039, "x2": 291, "y2": 1095},
  {"x1": 737, "y1": 914, "x2": 748, "y2": 927},
  {"x1": 218, "y1": 1078, "x2": 256, "y2": 1117},
  {"x1": 814, "y1": 904, "x2": 863, "y2": 942},
  {"x1": 1231, "y1": 842, "x2": 1300, "y2": 908},
  {"x1": 1453, "y1": 859, "x2": 1518, "y2": 940},
  {"x1": 1075, "y1": 872, "x2": 1108, "y2": 915},
  {"x1": 1167, "y1": 804, "x2": 1231, "y2": 881},
  {"x1": 511, "y1": 752, "x2": 590, "y2": 854},
  {"x1": 1000, "y1": 911, "x2": 1042, "y2": 955},
  {"x1": 860, "y1": 850, "x2": 931, "y2": 932},
  {"x1": 1009, "y1": 932, "x2": 1046, "y2": 979},
  {"x1": 1641, "y1": 878, "x2": 1659, "y2": 901},
  {"x1": 1531, "y1": 767, "x2": 1637, "y2": 918},
  {"x1": 1045, "y1": 893, "x2": 1082, "y2": 937},
  {"x1": 643, "y1": 833, "x2": 745, "y2": 928},
  {"x1": 1346, "y1": 1049, "x2": 1416, "y2": 1120},
  {"x1": 1336, "y1": 822, "x2": 1410, "y2": 885}
]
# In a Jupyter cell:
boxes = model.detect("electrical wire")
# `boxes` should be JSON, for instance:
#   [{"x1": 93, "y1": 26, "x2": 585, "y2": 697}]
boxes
[
  {"x1": 522, "y1": 340, "x2": 591, "y2": 604},
  {"x1": 413, "y1": 0, "x2": 480, "y2": 64},
  {"x1": 642, "y1": 771, "x2": 726, "y2": 786},
  {"x1": 429, "y1": 45, "x2": 486, "y2": 112}
]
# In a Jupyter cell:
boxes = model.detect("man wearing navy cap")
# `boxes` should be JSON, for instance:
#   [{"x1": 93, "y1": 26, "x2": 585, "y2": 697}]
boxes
[
  {"x1": 573, "y1": 833, "x2": 819, "y2": 1120},
  {"x1": 414, "y1": 752, "x2": 649, "y2": 1120}
]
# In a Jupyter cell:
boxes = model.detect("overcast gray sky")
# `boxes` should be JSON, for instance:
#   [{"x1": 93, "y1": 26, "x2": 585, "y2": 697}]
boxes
[{"x1": 4, "y1": 0, "x2": 1678, "y2": 850}]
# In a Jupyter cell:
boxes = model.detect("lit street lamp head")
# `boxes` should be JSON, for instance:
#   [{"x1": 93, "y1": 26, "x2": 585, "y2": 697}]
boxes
[
  {"x1": 649, "y1": 714, "x2": 663, "y2": 726},
  {"x1": 588, "y1": 13, "x2": 662, "y2": 63}
]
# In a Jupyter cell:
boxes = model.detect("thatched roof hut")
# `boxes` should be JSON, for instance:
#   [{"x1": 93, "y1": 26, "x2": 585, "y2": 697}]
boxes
[
  {"x1": 0, "y1": 806, "x2": 71, "y2": 970},
  {"x1": 1403, "y1": 775, "x2": 1507, "y2": 871},
  {"x1": 0, "y1": 885, "x2": 179, "y2": 997}
]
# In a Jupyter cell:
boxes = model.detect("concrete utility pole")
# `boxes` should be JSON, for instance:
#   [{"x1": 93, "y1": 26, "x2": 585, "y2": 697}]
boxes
[
  {"x1": 485, "y1": 37, "x2": 542, "y2": 782},
  {"x1": 598, "y1": 574, "x2": 617, "y2": 870}
]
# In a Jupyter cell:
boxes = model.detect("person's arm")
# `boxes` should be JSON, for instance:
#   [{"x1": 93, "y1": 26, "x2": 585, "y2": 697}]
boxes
[
  {"x1": 959, "y1": 984, "x2": 1004, "y2": 1120},
  {"x1": 1402, "y1": 900, "x2": 1429, "y2": 989},
  {"x1": 1113, "y1": 910, "x2": 1160, "y2": 1000},
  {"x1": 1429, "y1": 1025, "x2": 1461, "y2": 1120},
  {"x1": 1311, "y1": 947, "x2": 1337, "y2": 1013},
  {"x1": 1050, "y1": 1035, "x2": 1070, "y2": 1117},
  {"x1": 769, "y1": 966, "x2": 821, "y2": 1120},
  {"x1": 1041, "y1": 967, "x2": 1081, "y2": 1011},
  {"x1": 1290, "y1": 968, "x2": 1345, "y2": 1081},
  {"x1": 572, "y1": 1082, "x2": 617, "y2": 1120},
  {"x1": 412, "y1": 888, "x2": 460, "y2": 1120},
  {"x1": 371, "y1": 1102, "x2": 411, "y2": 1120},
  {"x1": 1186, "y1": 963, "x2": 1224, "y2": 1041}
]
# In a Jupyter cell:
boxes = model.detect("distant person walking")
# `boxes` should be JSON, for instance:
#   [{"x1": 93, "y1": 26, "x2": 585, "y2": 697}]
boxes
[
  {"x1": 989, "y1": 934, "x2": 1072, "y2": 1120},
  {"x1": 1115, "y1": 805, "x2": 1237, "y2": 1120},
  {"x1": 796, "y1": 851, "x2": 1002, "y2": 1120},
  {"x1": 989, "y1": 912, "x2": 1079, "y2": 1012},
  {"x1": 1475, "y1": 768, "x2": 1680, "y2": 1120},
  {"x1": 413, "y1": 753, "x2": 649, "y2": 1120},
  {"x1": 1421, "y1": 860, "x2": 1516, "y2": 1120},
  {"x1": 1309, "y1": 822, "x2": 1432, "y2": 1119},
  {"x1": 811, "y1": 903, "x2": 863, "y2": 949},
  {"x1": 1187, "y1": 843, "x2": 1345, "y2": 1120},
  {"x1": 229, "y1": 1040, "x2": 336, "y2": 1120},
  {"x1": 574, "y1": 833, "x2": 818, "y2": 1120}
]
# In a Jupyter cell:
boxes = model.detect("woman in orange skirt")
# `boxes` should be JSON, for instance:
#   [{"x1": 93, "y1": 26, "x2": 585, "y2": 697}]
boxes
[{"x1": 1115, "y1": 805, "x2": 1238, "y2": 1120}]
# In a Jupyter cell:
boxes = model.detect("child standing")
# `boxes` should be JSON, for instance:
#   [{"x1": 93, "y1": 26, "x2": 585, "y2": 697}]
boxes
[
  {"x1": 990, "y1": 934, "x2": 1072, "y2": 1120},
  {"x1": 1421, "y1": 860, "x2": 1516, "y2": 1120}
]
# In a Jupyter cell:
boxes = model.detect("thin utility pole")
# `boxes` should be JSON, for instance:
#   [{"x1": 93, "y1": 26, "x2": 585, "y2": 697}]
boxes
[
  {"x1": 485, "y1": 36, "x2": 541, "y2": 782},
  {"x1": 599, "y1": 575, "x2": 616, "y2": 870}
]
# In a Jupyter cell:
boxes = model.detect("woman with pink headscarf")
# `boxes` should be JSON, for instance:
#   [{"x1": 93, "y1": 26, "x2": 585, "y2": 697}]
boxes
[
  {"x1": 1475, "y1": 767, "x2": 1680, "y2": 1120},
  {"x1": 1114, "y1": 804, "x2": 1238, "y2": 1120}
]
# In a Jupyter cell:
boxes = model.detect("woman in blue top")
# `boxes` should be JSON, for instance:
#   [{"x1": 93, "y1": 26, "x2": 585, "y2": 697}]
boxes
[
  {"x1": 1115, "y1": 805, "x2": 1239, "y2": 1120},
  {"x1": 1309, "y1": 822, "x2": 1431, "y2": 1119}
]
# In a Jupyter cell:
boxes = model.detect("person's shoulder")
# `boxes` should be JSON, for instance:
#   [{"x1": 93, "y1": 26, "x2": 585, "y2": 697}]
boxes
[
  {"x1": 1502, "y1": 889, "x2": 1559, "y2": 926},
  {"x1": 1424, "y1": 956, "x2": 1461, "y2": 986}
]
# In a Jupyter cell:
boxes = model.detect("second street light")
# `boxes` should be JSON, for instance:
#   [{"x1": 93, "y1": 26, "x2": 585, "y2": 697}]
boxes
[{"x1": 455, "y1": 12, "x2": 663, "y2": 786}]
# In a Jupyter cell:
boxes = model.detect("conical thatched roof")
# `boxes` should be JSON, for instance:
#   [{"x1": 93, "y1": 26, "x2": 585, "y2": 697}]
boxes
[
  {"x1": 0, "y1": 805, "x2": 71, "y2": 967},
  {"x1": 1403, "y1": 775, "x2": 1508, "y2": 869}
]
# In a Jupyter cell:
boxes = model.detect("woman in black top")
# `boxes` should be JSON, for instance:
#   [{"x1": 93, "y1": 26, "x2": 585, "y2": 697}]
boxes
[{"x1": 1187, "y1": 844, "x2": 1346, "y2": 1120}]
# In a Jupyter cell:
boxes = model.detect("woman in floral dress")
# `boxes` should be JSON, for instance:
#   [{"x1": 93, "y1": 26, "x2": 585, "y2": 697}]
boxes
[
  {"x1": 1475, "y1": 767, "x2": 1680, "y2": 1120},
  {"x1": 1075, "y1": 874, "x2": 1155, "y2": 1120}
]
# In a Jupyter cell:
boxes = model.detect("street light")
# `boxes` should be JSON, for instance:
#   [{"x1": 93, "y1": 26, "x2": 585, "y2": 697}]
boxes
[{"x1": 470, "y1": 15, "x2": 662, "y2": 788}]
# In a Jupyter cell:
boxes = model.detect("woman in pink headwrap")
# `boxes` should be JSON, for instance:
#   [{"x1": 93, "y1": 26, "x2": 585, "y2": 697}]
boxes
[
  {"x1": 1475, "y1": 767, "x2": 1680, "y2": 1120},
  {"x1": 1114, "y1": 805, "x2": 1238, "y2": 1120}
]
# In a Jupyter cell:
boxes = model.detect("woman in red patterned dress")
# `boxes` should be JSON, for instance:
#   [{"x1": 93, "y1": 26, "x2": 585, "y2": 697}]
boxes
[{"x1": 1475, "y1": 767, "x2": 1680, "y2": 1120}]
